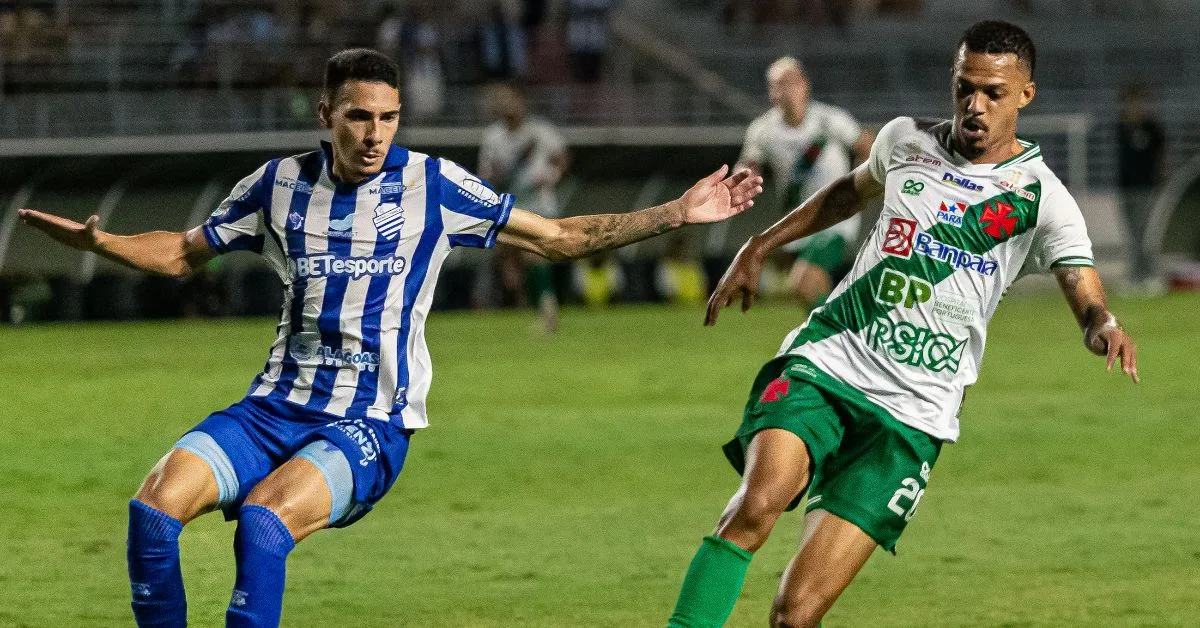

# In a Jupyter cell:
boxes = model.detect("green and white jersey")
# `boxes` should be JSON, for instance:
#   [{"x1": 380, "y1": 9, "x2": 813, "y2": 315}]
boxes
[
  {"x1": 740, "y1": 101, "x2": 863, "y2": 242},
  {"x1": 479, "y1": 117, "x2": 567, "y2": 217},
  {"x1": 778, "y1": 117, "x2": 1094, "y2": 442}
]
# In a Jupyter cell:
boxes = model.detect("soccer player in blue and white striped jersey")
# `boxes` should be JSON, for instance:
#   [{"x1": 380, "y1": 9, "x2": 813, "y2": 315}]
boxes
[{"x1": 19, "y1": 49, "x2": 762, "y2": 627}]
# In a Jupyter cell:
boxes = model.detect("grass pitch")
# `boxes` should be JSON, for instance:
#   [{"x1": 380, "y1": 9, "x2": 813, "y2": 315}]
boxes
[{"x1": 2, "y1": 294, "x2": 1198, "y2": 627}]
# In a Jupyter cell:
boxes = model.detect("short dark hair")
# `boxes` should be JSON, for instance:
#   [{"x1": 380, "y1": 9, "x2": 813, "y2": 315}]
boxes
[
  {"x1": 323, "y1": 48, "x2": 400, "y2": 102},
  {"x1": 958, "y1": 20, "x2": 1036, "y2": 77}
]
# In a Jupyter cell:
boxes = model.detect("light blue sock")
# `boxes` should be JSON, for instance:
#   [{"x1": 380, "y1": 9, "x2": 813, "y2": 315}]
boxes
[
  {"x1": 226, "y1": 505, "x2": 295, "y2": 628},
  {"x1": 127, "y1": 499, "x2": 187, "y2": 628}
]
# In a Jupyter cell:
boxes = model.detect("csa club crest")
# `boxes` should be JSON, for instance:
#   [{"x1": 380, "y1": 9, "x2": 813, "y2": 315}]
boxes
[
  {"x1": 373, "y1": 202, "x2": 406, "y2": 240},
  {"x1": 881, "y1": 217, "x2": 918, "y2": 258}
]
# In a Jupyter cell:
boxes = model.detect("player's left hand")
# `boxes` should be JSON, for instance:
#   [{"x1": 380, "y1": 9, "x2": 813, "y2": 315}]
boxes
[
  {"x1": 1086, "y1": 318, "x2": 1139, "y2": 383},
  {"x1": 678, "y1": 165, "x2": 763, "y2": 225}
]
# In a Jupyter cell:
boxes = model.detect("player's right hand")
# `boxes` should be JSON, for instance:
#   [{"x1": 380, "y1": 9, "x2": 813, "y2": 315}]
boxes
[
  {"x1": 18, "y1": 209, "x2": 102, "y2": 252},
  {"x1": 704, "y1": 238, "x2": 765, "y2": 326}
]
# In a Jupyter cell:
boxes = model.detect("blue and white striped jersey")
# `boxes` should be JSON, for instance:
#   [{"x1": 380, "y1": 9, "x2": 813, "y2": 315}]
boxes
[{"x1": 202, "y1": 142, "x2": 513, "y2": 428}]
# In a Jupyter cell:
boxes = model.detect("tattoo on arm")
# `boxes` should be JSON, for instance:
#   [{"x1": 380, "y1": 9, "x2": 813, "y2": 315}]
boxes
[{"x1": 555, "y1": 202, "x2": 679, "y2": 259}]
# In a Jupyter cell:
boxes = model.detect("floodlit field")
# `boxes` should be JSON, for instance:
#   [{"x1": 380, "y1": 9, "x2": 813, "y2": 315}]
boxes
[{"x1": 2, "y1": 294, "x2": 1198, "y2": 627}]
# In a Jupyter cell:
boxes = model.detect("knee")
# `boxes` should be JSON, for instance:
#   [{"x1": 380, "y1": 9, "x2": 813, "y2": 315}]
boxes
[
  {"x1": 717, "y1": 492, "x2": 788, "y2": 551},
  {"x1": 769, "y1": 596, "x2": 826, "y2": 628}
]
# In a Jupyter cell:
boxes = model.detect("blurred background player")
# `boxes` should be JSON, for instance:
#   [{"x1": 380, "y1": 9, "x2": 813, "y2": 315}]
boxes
[
  {"x1": 1117, "y1": 82, "x2": 1167, "y2": 292},
  {"x1": 479, "y1": 83, "x2": 571, "y2": 332},
  {"x1": 737, "y1": 56, "x2": 874, "y2": 308}
]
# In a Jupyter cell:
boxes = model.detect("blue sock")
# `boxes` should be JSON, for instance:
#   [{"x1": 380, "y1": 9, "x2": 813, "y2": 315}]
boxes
[
  {"x1": 127, "y1": 499, "x2": 186, "y2": 628},
  {"x1": 226, "y1": 505, "x2": 295, "y2": 628}
]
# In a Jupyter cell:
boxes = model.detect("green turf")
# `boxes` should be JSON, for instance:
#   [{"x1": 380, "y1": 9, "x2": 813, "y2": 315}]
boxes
[{"x1": 2, "y1": 294, "x2": 1198, "y2": 627}]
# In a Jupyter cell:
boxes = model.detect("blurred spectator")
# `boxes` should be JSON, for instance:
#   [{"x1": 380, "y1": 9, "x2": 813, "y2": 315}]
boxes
[
  {"x1": 655, "y1": 234, "x2": 708, "y2": 305},
  {"x1": 402, "y1": 6, "x2": 446, "y2": 121},
  {"x1": 1117, "y1": 82, "x2": 1166, "y2": 287},
  {"x1": 375, "y1": 3, "x2": 405, "y2": 61},
  {"x1": 574, "y1": 252, "x2": 625, "y2": 307},
  {"x1": 565, "y1": 0, "x2": 614, "y2": 83},
  {"x1": 477, "y1": 0, "x2": 528, "y2": 81}
]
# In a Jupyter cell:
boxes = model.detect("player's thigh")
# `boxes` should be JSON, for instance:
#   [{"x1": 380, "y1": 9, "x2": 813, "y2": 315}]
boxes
[
  {"x1": 134, "y1": 448, "x2": 220, "y2": 524},
  {"x1": 244, "y1": 456, "x2": 333, "y2": 542},
  {"x1": 773, "y1": 509, "x2": 878, "y2": 626}
]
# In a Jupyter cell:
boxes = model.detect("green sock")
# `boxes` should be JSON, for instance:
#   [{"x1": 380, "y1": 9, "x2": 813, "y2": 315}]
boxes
[{"x1": 668, "y1": 535, "x2": 753, "y2": 627}]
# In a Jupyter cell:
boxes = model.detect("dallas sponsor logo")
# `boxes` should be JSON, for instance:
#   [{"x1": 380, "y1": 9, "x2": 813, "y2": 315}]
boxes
[
  {"x1": 936, "y1": 200, "x2": 967, "y2": 227},
  {"x1": 865, "y1": 316, "x2": 967, "y2": 373},
  {"x1": 290, "y1": 252, "x2": 408, "y2": 280},
  {"x1": 941, "y1": 172, "x2": 984, "y2": 192},
  {"x1": 882, "y1": 217, "x2": 918, "y2": 258}
]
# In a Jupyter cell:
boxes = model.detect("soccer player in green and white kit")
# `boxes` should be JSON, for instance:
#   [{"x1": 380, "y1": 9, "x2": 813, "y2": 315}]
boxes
[
  {"x1": 737, "y1": 56, "x2": 873, "y2": 308},
  {"x1": 668, "y1": 21, "x2": 1139, "y2": 628}
]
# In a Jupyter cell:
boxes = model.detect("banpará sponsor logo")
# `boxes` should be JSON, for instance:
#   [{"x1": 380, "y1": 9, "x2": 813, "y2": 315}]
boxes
[
  {"x1": 906, "y1": 154, "x2": 942, "y2": 166},
  {"x1": 914, "y1": 232, "x2": 998, "y2": 276},
  {"x1": 941, "y1": 172, "x2": 984, "y2": 192},
  {"x1": 882, "y1": 217, "x2": 919, "y2": 258},
  {"x1": 864, "y1": 316, "x2": 967, "y2": 373},
  {"x1": 275, "y1": 178, "x2": 314, "y2": 195},
  {"x1": 326, "y1": 419, "x2": 381, "y2": 467},
  {"x1": 290, "y1": 252, "x2": 407, "y2": 280}
]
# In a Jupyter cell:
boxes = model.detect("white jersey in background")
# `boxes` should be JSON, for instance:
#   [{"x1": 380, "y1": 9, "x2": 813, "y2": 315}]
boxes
[
  {"x1": 779, "y1": 117, "x2": 1094, "y2": 442},
  {"x1": 740, "y1": 100, "x2": 864, "y2": 243},
  {"x1": 479, "y1": 117, "x2": 567, "y2": 217},
  {"x1": 202, "y1": 143, "x2": 513, "y2": 429}
]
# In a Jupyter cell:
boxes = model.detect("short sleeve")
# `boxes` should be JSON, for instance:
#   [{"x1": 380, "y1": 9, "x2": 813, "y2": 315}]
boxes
[
  {"x1": 826, "y1": 106, "x2": 863, "y2": 148},
  {"x1": 867, "y1": 117, "x2": 913, "y2": 184},
  {"x1": 738, "y1": 118, "x2": 766, "y2": 167},
  {"x1": 437, "y1": 158, "x2": 515, "y2": 249},
  {"x1": 1024, "y1": 186, "x2": 1094, "y2": 274},
  {"x1": 202, "y1": 161, "x2": 273, "y2": 255}
]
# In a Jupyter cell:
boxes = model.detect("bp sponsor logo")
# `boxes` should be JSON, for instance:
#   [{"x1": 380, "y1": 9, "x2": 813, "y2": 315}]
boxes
[
  {"x1": 881, "y1": 217, "x2": 918, "y2": 258},
  {"x1": 941, "y1": 172, "x2": 984, "y2": 192},
  {"x1": 914, "y1": 232, "x2": 998, "y2": 276},
  {"x1": 876, "y1": 269, "x2": 932, "y2": 308},
  {"x1": 865, "y1": 316, "x2": 967, "y2": 373},
  {"x1": 901, "y1": 179, "x2": 925, "y2": 196},
  {"x1": 290, "y1": 252, "x2": 407, "y2": 280},
  {"x1": 936, "y1": 200, "x2": 967, "y2": 227}
]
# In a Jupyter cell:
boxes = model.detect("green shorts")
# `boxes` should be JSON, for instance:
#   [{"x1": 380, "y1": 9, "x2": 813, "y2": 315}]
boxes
[
  {"x1": 524, "y1": 262, "x2": 554, "y2": 304},
  {"x1": 791, "y1": 232, "x2": 848, "y2": 274},
  {"x1": 722, "y1": 356, "x2": 942, "y2": 552}
]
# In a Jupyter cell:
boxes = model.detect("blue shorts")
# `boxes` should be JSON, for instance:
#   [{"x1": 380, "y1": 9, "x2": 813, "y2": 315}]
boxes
[{"x1": 178, "y1": 395, "x2": 413, "y2": 528}]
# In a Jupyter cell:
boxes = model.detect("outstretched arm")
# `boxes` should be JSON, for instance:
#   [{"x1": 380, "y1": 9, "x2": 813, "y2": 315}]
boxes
[
  {"x1": 18, "y1": 210, "x2": 215, "y2": 278},
  {"x1": 1053, "y1": 265, "x2": 1139, "y2": 382},
  {"x1": 497, "y1": 165, "x2": 762, "y2": 261},
  {"x1": 704, "y1": 162, "x2": 882, "y2": 325}
]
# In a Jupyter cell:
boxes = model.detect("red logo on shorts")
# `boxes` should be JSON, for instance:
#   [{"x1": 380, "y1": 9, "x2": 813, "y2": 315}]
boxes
[
  {"x1": 759, "y1": 376, "x2": 790, "y2": 403},
  {"x1": 881, "y1": 217, "x2": 918, "y2": 258}
]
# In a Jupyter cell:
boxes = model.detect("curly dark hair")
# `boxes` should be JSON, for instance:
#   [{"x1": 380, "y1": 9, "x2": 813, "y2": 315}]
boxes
[
  {"x1": 958, "y1": 20, "x2": 1036, "y2": 77},
  {"x1": 323, "y1": 48, "x2": 400, "y2": 102}
]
